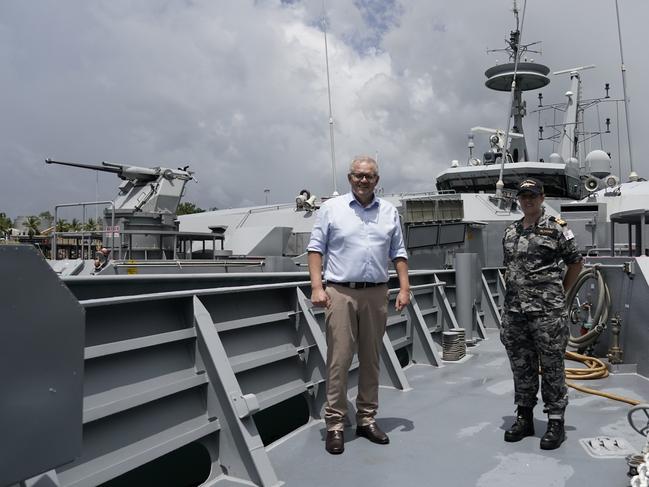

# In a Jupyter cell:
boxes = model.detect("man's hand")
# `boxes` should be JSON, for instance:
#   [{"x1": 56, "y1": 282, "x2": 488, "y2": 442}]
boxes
[
  {"x1": 311, "y1": 287, "x2": 331, "y2": 308},
  {"x1": 308, "y1": 252, "x2": 330, "y2": 308},
  {"x1": 395, "y1": 289, "x2": 410, "y2": 311},
  {"x1": 393, "y1": 258, "x2": 411, "y2": 311}
]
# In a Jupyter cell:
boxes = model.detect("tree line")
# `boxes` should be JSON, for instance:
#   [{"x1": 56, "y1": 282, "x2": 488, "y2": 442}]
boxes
[
  {"x1": 1, "y1": 202, "x2": 207, "y2": 238},
  {"x1": 0, "y1": 211, "x2": 104, "y2": 238}
]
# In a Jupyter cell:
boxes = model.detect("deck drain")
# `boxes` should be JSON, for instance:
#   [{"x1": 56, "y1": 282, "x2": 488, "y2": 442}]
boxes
[{"x1": 579, "y1": 436, "x2": 637, "y2": 458}]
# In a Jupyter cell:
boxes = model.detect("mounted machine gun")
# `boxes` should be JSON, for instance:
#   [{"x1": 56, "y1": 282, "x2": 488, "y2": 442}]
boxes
[
  {"x1": 45, "y1": 159, "x2": 194, "y2": 214},
  {"x1": 45, "y1": 158, "x2": 197, "y2": 260}
]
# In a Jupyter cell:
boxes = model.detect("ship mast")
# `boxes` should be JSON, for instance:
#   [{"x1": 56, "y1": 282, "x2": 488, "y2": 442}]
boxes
[
  {"x1": 322, "y1": 1, "x2": 339, "y2": 195},
  {"x1": 496, "y1": 0, "x2": 528, "y2": 197},
  {"x1": 614, "y1": 0, "x2": 637, "y2": 181}
]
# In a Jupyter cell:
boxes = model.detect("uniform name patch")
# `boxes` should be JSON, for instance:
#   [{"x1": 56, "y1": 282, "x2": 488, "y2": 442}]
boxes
[{"x1": 537, "y1": 228, "x2": 555, "y2": 236}]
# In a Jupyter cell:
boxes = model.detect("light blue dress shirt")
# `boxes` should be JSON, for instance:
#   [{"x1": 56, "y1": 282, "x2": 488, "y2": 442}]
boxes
[{"x1": 307, "y1": 192, "x2": 408, "y2": 283}]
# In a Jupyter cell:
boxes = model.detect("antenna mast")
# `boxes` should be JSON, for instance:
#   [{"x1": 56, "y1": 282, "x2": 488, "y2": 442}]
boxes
[
  {"x1": 322, "y1": 1, "x2": 339, "y2": 195},
  {"x1": 496, "y1": 0, "x2": 528, "y2": 197},
  {"x1": 614, "y1": 0, "x2": 637, "y2": 180}
]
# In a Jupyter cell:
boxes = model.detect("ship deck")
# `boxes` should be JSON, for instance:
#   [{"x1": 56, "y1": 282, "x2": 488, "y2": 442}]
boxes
[{"x1": 267, "y1": 329, "x2": 649, "y2": 487}]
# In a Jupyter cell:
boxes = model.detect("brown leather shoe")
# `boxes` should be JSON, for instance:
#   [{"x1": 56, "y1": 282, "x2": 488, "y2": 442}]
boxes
[
  {"x1": 356, "y1": 423, "x2": 389, "y2": 444},
  {"x1": 325, "y1": 430, "x2": 344, "y2": 454}
]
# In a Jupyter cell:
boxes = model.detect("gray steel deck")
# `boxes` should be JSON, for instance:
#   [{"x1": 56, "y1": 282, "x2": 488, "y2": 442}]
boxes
[
  {"x1": 268, "y1": 329, "x2": 649, "y2": 487},
  {"x1": 3, "y1": 246, "x2": 648, "y2": 486}
]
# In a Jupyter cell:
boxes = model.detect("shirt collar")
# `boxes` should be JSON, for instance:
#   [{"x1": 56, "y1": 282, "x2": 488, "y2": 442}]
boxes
[
  {"x1": 517, "y1": 207, "x2": 546, "y2": 230},
  {"x1": 347, "y1": 191, "x2": 379, "y2": 209}
]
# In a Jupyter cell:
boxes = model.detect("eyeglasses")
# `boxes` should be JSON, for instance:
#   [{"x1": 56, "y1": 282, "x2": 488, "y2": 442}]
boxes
[{"x1": 350, "y1": 172, "x2": 377, "y2": 182}]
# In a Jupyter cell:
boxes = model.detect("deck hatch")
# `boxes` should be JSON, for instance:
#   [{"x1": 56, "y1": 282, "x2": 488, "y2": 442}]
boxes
[{"x1": 579, "y1": 436, "x2": 636, "y2": 458}]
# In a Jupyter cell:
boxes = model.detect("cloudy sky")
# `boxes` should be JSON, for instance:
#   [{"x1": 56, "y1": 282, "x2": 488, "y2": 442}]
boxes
[{"x1": 1, "y1": 0, "x2": 647, "y2": 219}]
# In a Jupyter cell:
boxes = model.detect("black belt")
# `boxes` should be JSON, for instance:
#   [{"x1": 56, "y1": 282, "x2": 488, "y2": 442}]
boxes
[{"x1": 327, "y1": 281, "x2": 386, "y2": 289}]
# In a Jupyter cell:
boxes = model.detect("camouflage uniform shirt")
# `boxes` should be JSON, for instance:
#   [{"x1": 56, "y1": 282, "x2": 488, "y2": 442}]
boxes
[{"x1": 502, "y1": 211, "x2": 582, "y2": 314}]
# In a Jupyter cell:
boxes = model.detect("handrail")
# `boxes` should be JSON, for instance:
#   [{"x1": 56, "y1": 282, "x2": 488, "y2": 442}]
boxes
[
  {"x1": 388, "y1": 282, "x2": 446, "y2": 296},
  {"x1": 53, "y1": 201, "x2": 116, "y2": 260}
]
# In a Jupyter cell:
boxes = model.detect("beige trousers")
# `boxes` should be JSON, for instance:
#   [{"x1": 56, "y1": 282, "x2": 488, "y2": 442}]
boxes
[{"x1": 324, "y1": 283, "x2": 388, "y2": 431}]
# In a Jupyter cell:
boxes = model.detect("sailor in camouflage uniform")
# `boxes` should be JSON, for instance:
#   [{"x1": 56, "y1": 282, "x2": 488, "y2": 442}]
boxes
[{"x1": 501, "y1": 178, "x2": 583, "y2": 450}]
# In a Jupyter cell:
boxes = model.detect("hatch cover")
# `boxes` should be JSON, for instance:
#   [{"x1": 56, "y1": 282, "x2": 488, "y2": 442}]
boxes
[{"x1": 579, "y1": 436, "x2": 636, "y2": 458}]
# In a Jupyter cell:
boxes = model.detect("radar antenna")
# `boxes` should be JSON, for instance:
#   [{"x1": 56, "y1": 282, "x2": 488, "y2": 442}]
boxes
[{"x1": 487, "y1": 1, "x2": 541, "y2": 62}]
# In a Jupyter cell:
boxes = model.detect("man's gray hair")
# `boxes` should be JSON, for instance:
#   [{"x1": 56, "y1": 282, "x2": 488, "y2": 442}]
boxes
[{"x1": 349, "y1": 155, "x2": 379, "y2": 175}]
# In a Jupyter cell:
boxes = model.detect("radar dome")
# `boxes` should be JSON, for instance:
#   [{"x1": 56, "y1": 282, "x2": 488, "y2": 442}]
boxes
[
  {"x1": 548, "y1": 153, "x2": 563, "y2": 164},
  {"x1": 565, "y1": 157, "x2": 579, "y2": 171},
  {"x1": 585, "y1": 150, "x2": 611, "y2": 178}
]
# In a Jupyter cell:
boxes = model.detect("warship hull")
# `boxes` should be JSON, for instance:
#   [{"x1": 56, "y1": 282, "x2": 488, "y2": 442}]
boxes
[{"x1": 2, "y1": 244, "x2": 649, "y2": 487}]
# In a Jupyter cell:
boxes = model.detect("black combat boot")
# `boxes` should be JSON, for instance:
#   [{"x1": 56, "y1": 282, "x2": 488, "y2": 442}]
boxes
[
  {"x1": 540, "y1": 418, "x2": 565, "y2": 450},
  {"x1": 504, "y1": 406, "x2": 535, "y2": 442}
]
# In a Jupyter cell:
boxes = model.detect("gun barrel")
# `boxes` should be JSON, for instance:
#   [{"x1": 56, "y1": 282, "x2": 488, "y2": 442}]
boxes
[{"x1": 45, "y1": 158, "x2": 122, "y2": 174}]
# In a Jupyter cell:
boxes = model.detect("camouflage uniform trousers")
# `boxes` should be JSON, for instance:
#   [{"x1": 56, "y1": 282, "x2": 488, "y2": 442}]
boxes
[{"x1": 500, "y1": 309, "x2": 569, "y2": 414}]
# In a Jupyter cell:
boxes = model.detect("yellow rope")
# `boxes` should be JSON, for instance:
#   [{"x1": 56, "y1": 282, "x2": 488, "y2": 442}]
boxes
[{"x1": 564, "y1": 350, "x2": 642, "y2": 406}]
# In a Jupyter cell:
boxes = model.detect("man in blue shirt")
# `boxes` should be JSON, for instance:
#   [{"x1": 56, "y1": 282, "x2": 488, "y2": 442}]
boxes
[{"x1": 307, "y1": 155, "x2": 410, "y2": 455}]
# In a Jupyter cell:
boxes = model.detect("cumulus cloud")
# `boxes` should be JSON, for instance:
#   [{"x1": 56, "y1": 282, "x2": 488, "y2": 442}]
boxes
[{"x1": 0, "y1": 0, "x2": 647, "y2": 218}]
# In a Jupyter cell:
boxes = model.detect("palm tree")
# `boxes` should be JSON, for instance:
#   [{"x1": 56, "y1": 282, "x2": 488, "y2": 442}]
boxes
[
  {"x1": 70, "y1": 218, "x2": 83, "y2": 232},
  {"x1": 23, "y1": 216, "x2": 41, "y2": 237},
  {"x1": 56, "y1": 218, "x2": 70, "y2": 232},
  {"x1": 84, "y1": 218, "x2": 98, "y2": 231},
  {"x1": 0, "y1": 212, "x2": 13, "y2": 238}
]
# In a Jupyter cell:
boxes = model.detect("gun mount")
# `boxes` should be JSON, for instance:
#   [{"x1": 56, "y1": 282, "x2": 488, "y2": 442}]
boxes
[
  {"x1": 46, "y1": 158, "x2": 197, "y2": 260},
  {"x1": 45, "y1": 158, "x2": 194, "y2": 214},
  {"x1": 45, "y1": 159, "x2": 193, "y2": 182}
]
